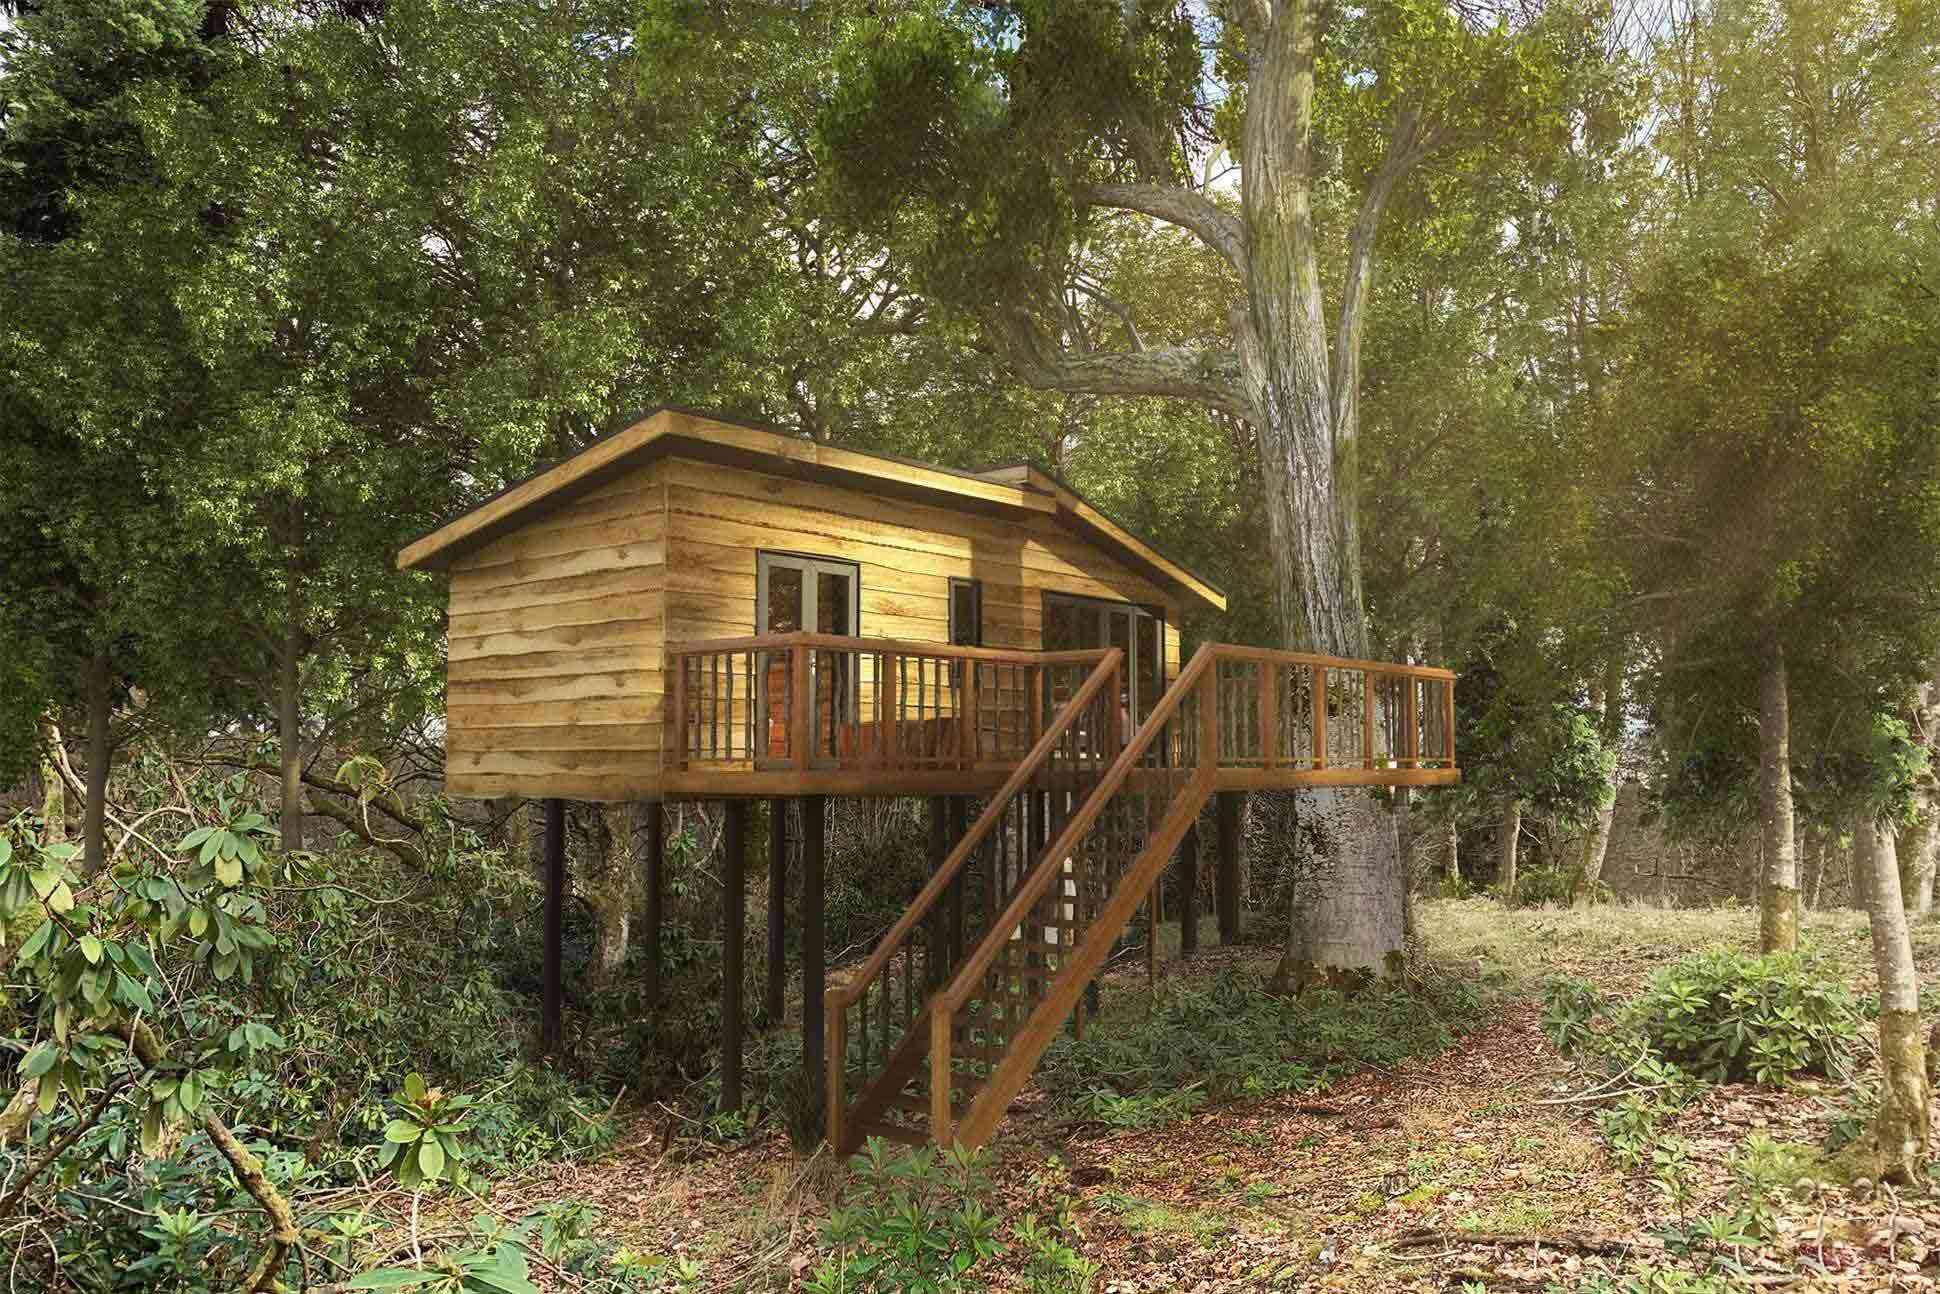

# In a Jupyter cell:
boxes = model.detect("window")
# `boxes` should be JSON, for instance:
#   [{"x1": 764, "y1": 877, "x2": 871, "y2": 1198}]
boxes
[
  {"x1": 949, "y1": 578, "x2": 983, "y2": 647},
  {"x1": 1041, "y1": 592, "x2": 1167, "y2": 723},
  {"x1": 757, "y1": 551, "x2": 859, "y2": 636}
]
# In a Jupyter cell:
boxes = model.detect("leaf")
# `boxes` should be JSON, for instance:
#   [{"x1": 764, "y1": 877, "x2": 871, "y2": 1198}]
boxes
[
  {"x1": 403, "y1": 1072, "x2": 427, "y2": 1103},
  {"x1": 214, "y1": 854, "x2": 242, "y2": 887},
  {"x1": 340, "y1": 1270, "x2": 438, "y2": 1290},
  {"x1": 177, "y1": 827, "x2": 215, "y2": 851},
  {"x1": 116, "y1": 971, "x2": 154, "y2": 1013},
  {"x1": 17, "y1": 920, "x2": 52, "y2": 961},
  {"x1": 188, "y1": 907, "x2": 209, "y2": 939},
  {"x1": 417, "y1": 1135, "x2": 445, "y2": 1180},
  {"x1": 80, "y1": 934, "x2": 103, "y2": 964},
  {"x1": 141, "y1": 1096, "x2": 164, "y2": 1156},
  {"x1": 384, "y1": 1119, "x2": 423, "y2": 1143},
  {"x1": 0, "y1": 837, "x2": 11, "y2": 866},
  {"x1": 20, "y1": 1043, "x2": 57, "y2": 1079},
  {"x1": 37, "y1": 1075, "x2": 58, "y2": 1115}
]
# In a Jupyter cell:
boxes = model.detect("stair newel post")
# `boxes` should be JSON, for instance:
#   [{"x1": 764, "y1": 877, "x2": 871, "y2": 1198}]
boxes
[
  {"x1": 930, "y1": 1005, "x2": 954, "y2": 1147},
  {"x1": 826, "y1": 994, "x2": 846, "y2": 1152},
  {"x1": 1198, "y1": 651, "x2": 1219, "y2": 775}
]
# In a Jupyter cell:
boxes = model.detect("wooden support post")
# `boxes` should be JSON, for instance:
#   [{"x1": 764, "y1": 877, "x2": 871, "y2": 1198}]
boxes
[
  {"x1": 1146, "y1": 885, "x2": 1159, "y2": 989},
  {"x1": 541, "y1": 798, "x2": 566, "y2": 1057},
  {"x1": 948, "y1": 797, "x2": 969, "y2": 965},
  {"x1": 801, "y1": 795, "x2": 827, "y2": 1136},
  {"x1": 1216, "y1": 791, "x2": 1241, "y2": 946},
  {"x1": 721, "y1": 801, "x2": 747, "y2": 1114},
  {"x1": 1178, "y1": 822, "x2": 1200, "y2": 957},
  {"x1": 926, "y1": 796, "x2": 948, "y2": 989},
  {"x1": 1312, "y1": 664, "x2": 1328, "y2": 768},
  {"x1": 766, "y1": 798, "x2": 788, "y2": 1023},
  {"x1": 643, "y1": 801, "x2": 664, "y2": 1008}
]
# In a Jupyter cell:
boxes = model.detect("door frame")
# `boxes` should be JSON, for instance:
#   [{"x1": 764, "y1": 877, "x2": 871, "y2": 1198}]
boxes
[
  {"x1": 1040, "y1": 591, "x2": 1167, "y2": 720},
  {"x1": 755, "y1": 550, "x2": 861, "y2": 767}
]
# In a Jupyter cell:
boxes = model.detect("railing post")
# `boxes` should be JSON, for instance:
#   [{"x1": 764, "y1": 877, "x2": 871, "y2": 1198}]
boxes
[
  {"x1": 930, "y1": 1008, "x2": 954, "y2": 1147},
  {"x1": 826, "y1": 997, "x2": 845, "y2": 1152},
  {"x1": 670, "y1": 655, "x2": 687, "y2": 770},
  {"x1": 880, "y1": 652, "x2": 899, "y2": 768},
  {"x1": 1444, "y1": 680, "x2": 1457, "y2": 768},
  {"x1": 1404, "y1": 674, "x2": 1419, "y2": 771},
  {"x1": 1363, "y1": 670, "x2": 1377, "y2": 769},
  {"x1": 1260, "y1": 663, "x2": 1278, "y2": 768},
  {"x1": 792, "y1": 642, "x2": 812, "y2": 770},
  {"x1": 962, "y1": 660, "x2": 981, "y2": 769},
  {"x1": 1311, "y1": 664, "x2": 1328, "y2": 770}
]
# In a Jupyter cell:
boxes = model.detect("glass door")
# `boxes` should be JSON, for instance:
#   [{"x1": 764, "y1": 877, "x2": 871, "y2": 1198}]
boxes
[
  {"x1": 757, "y1": 552, "x2": 859, "y2": 760},
  {"x1": 1042, "y1": 592, "x2": 1166, "y2": 737}
]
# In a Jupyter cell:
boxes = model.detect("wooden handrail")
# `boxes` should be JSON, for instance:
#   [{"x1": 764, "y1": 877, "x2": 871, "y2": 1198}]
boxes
[
  {"x1": 666, "y1": 630, "x2": 1111, "y2": 668},
  {"x1": 825, "y1": 648, "x2": 1126, "y2": 1010},
  {"x1": 1199, "y1": 642, "x2": 1456, "y2": 681},
  {"x1": 938, "y1": 646, "x2": 1218, "y2": 1013}
]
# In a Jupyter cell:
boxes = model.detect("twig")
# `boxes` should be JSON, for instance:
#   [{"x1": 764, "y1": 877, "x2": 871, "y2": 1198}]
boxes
[
  {"x1": 1529, "y1": 1080, "x2": 1676, "y2": 1106},
  {"x1": 1386, "y1": 1228, "x2": 1638, "y2": 1257},
  {"x1": 0, "y1": 1075, "x2": 137, "y2": 1217}
]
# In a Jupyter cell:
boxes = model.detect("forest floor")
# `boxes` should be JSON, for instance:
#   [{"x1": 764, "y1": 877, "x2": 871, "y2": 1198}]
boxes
[{"x1": 497, "y1": 900, "x2": 1940, "y2": 1292}]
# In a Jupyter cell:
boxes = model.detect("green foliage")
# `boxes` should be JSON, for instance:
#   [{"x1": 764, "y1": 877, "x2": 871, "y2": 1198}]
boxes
[
  {"x1": 1538, "y1": 974, "x2": 1608, "y2": 1055},
  {"x1": 1039, "y1": 966, "x2": 1491, "y2": 1118},
  {"x1": 807, "y1": 1141, "x2": 1007, "y2": 1293},
  {"x1": 1624, "y1": 949, "x2": 1858, "y2": 1086},
  {"x1": 379, "y1": 1072, "x2": 477, "y2": 1191}
]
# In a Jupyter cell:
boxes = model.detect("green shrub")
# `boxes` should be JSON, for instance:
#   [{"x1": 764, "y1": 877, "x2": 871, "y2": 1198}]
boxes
[
  {"x1": 1622, "y1": 949, "x2": 1858, "y2": 1085},
  {"x1": 1037, "y1": 966, "x2": 1491, "y2": 1119},
  {"x1": 807, "y1": 1141, "x2": 1006, "y2": 1293},
  {"x1": 1539, "y1": 974, "x2": 1609, "y2": 1054}
]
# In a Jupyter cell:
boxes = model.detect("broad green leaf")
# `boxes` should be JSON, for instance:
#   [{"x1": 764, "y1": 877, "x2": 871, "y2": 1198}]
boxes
[
  {"x1": 340, "y1": 1269, "x2": 437, "y2": 1290},
  {"x1": 17, "y1": 920, "x2": 52, "y2": 961},
  {"x1": 80, "y1": 934, "x2": 103, "y2": 964},
  {"x1": 141, "y1": 1096, "x2": 164, "y2": 1156},
  {"x1": 20, "y1": 1043, "x2": 57, "y2": 1079},
  {"x1": 214, "y1": 855, "x2": 242, "y2": 887},
  {"x1": 417, "y1": 1136, "x2": 445, "y2": 1180},
  {"x1": 384, "y1": 1119, "x2": 422, "y2": 1143},
  {"x1": 403, "y1": 1072, "x2": 427, "y2": 1103}
]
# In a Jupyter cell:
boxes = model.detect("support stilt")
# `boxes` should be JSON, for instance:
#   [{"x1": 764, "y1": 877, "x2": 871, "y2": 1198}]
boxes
[
  {"x1": 643, "y1": 801, "x2": 663, "y2": 1008},
  {"x1": 801, "y1": 795, "x2": 827, "y2": 1134},
  {"x1": 722, "y1": 801, "x2": 747, "y2": 1114},
  {"x1": 541, "y1": 797, "x2": 565, "y2": 1056},
  {"x1": 1216, "y1": 791, "x2": 1241, "y2": 945},
  {"x1": 766, "y1": 798, "x2": 788, "y2": 1022},
  {"x1": 1178, "y1": 821, "x2": 1200, "y2": 957}
]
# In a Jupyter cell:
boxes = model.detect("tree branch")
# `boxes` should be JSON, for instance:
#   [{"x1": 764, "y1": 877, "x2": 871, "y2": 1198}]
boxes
[
  {"x1": 1332, "y1": 104, "x2": 1428, "y2": 437},
  {"x1": 1075, "y1": 182, "x2": 1247, "y2": 277},
  {"x1": 305, "y1": 791, "x2": 427, "y2": 869},
  {"x1": 997, "y1": 311, "x2": 1253, "y2": 420}
]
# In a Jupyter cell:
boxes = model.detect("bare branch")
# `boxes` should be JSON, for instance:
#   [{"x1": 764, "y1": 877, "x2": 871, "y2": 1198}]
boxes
[
  {"x1": 997, "y1": 311, "x2": 1253, "y2": 420},
  {"x1": 1075, "y1": 182, "x2": 1248, "y2": 276},
  {"x1": 1332, "y1": 104, "x2": 1427, "y2": 437}
]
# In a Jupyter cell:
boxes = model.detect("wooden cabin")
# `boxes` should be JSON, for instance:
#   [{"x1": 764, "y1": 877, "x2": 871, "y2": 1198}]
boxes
[
  {"x1": 400, "y1": 407, "x2": 1459, "y2": 1154},
  {"x1": 398, "y1": 407, "x2": 1225, "y2": 802}
]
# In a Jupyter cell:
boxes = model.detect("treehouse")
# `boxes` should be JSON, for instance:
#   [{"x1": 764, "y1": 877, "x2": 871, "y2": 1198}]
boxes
[{"x1": 399, "y1": 406, "x2": 1459, "y2": 1153}]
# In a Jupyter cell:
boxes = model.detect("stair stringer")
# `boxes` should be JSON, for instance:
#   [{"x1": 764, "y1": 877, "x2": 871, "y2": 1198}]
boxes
[{"x1": 951, "y1": 767, "x2": 1216, "y2": 1150}]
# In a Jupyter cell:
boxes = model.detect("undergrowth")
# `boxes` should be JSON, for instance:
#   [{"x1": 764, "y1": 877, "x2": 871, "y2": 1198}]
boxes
[{"x1": 1037, "y1": 964, "x2": 1495, "y2": 1123}]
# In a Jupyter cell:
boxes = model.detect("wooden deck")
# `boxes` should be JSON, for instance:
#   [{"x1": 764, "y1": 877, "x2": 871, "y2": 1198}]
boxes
[{"x1": 659, "y1": 632, "x2": 1457, "y2": 800}]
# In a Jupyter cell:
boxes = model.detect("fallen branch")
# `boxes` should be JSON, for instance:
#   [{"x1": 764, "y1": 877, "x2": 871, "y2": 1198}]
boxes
[
  {"x1": 305, "y1": 791, "x2": 426, "y2": 869},
  {"x1": 1529, "y1": 1080, "x2": 1676, "y2": 1106}
]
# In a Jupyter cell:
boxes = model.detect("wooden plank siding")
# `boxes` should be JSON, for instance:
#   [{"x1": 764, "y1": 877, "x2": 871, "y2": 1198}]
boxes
[
  {"x1": 443, "y1": 462, "x2": 668, "y2": 799},
  {"x1": 436, "y1": 451, "x2": 1190, "y2": 801}
]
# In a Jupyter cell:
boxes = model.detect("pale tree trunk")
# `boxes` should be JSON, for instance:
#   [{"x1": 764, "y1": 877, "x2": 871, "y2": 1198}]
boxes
[
  {"x1": 1442, "y1": 812, "x2": 1459, "y2": 887},
  {"x1": 1571, "y1": 662, "x2": 1624, "y2": 907},
  {"x1": 1498, "y1": 800, "x2": 1521, "y2": 904},
  {"x1": 1757, "y1": 638, "x2": 1799, "y2": 952},
  {"x1": 80, "y1": 646, "x2": 112, "y2": 879},
  {"x1": 37, "y1": 714, "x2": 65, "y2": 843},
  {"x1": 1902, "y1": 807, "x2": 1937, "y2": 920},
  {"x1": 586, "y1": 802, "x2": 637, "y2": 987},
  {"x1": 1003, "y1": 3, "x2": 1431, "y2": 983},
  {"x1": 1857, "y1": 816, "x2": 1929, "y2": 1183}
]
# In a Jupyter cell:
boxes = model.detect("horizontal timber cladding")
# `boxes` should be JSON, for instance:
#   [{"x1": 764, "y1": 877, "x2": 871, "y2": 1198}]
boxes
[
  {"x1": 659, "y1": 458, "x2": 1186, "y2": 651},
  {"x1": 442, "y1": 461, "x2": 668, "y2": 799},
  {"x1": 434, "y1": 450, "x2": 1191, "y2": 802}
]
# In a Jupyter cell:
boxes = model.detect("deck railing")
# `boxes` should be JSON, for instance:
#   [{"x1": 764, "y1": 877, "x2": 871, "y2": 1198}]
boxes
[
  {"x1": 664, "y1": 632, "x2": 1111, "y2": 774},
  {"x1": 1204, "y1": 647, "x2": 1456, "y2": 779}
]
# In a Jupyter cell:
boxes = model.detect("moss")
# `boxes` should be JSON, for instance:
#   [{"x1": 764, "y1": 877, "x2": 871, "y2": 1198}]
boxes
[
  {"x1": 1875, "y1": 1007, "x2": 1931, "y2": 1184},
  {"x1": 1760, "y1": 885, "x2": 1800, "y2": 954}
]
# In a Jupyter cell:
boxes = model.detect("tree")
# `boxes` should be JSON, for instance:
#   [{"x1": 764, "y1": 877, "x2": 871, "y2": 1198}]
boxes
[{"x1": 818, "y1": 0, "x2": 1612, "y2": 978}]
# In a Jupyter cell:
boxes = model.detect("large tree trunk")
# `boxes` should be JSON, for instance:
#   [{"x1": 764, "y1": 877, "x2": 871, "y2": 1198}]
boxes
[
  {"x1": 1757, "y1": 638, "x2": 1799, "y2": 952},
  {"x1": 80, "y1": 646, "x2": 112, "y2": 879},
  {"x1": 1498, "y1": 800, "x2": 1521, "y2": 904},
  {"x1": 1395, "y1": 785, "x2": 1416, "y2": 942},
  {"x1": 1274, "y1": 789, "x2": 1404, "y2": 989},
  {"x1": 1858, "y1": 816, "x2": 1929, "y2": 1183}
]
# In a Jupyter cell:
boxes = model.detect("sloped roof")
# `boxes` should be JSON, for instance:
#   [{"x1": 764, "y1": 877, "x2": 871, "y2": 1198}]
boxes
[{"x1": 396, "y1": 407, "x2": 1226, "y2": 613}]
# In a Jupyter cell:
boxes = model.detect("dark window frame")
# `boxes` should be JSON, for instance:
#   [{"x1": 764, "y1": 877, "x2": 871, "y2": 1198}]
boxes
[{"x1": 949, "y1": 577, "x2": 984, "y2": 648}]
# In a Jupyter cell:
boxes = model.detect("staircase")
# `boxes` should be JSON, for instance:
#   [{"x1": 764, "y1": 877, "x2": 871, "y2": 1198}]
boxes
[{"x1": 824, "y1": 643, "x2": 1458, "y2": 1153}]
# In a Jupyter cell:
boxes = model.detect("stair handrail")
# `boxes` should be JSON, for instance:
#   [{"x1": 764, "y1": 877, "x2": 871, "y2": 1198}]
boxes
[
  {"x1": 934, "y1": 646, "x2": 1217, "y2": 1019},
  {"x1": 823, "y1": 646, "x2": 1123, "y2": 1017}
]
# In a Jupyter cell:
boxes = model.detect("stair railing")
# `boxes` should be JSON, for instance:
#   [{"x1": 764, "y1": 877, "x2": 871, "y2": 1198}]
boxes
[
  {"x1": 824, "y1": 647, "x2": 1124, "y2": 1151},
  {"x1": 929, "y1": 647, "x2": 1220, "y2": 1149}
]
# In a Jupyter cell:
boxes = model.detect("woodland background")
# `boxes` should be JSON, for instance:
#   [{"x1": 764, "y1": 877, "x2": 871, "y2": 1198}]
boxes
[{"x1": 3, "y1": 0, "x2": 1940, "y2": 1290}]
